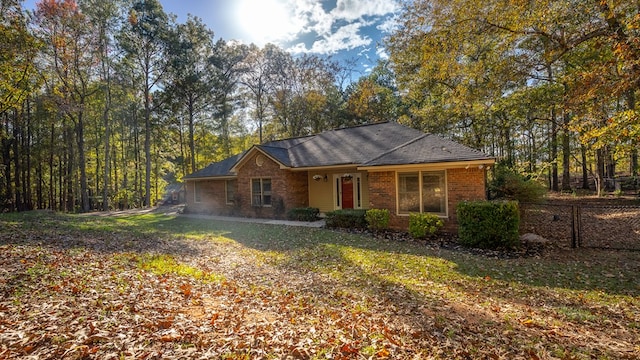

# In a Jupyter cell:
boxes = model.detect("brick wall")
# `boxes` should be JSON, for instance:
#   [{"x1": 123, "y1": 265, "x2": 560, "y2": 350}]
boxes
[
  {"x1": 368, "y1": 171, "x2": 408, "y2": 229},
  {"x1": 446, "y1": 167, "x2": 487, "y2": 229},
  {"x1": 236, "y1": 152, "x2": 308, "y2": 219},
  {"x1": 368, "y1": 167, "x2": 487, "y2": 231},
  {"x1": 184, "y1": 179, "x2": 236, "y2": 215}
]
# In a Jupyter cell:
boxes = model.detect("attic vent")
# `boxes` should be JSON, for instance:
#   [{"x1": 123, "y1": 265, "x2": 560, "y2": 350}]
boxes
[{"x1": 255, "y1": 154, "x2": 266, "y2": 167}]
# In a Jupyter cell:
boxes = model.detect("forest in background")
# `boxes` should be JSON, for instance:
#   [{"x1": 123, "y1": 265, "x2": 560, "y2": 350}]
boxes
[{"x1": 1, "y1": 0, "x2": 639, "y2": 213}]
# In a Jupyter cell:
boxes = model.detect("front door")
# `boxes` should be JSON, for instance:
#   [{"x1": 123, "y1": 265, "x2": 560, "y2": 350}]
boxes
[{"x1": 341, "y1": 177, "x2": 354, "y2": 209}]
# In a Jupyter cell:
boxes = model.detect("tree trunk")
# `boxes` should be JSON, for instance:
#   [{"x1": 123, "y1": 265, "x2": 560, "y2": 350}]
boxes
[
  {"x1": 2, "y1": 115, "x2": 13, "y2": 212},
  {"x1": 561, "y1": 109, "x2": 572, "y2": 191},
  {"x1": 24, "y1": 99, "x2": 32, "y2": 210},
  {"x1": 550, "y1": 106, "x2": 559, "y2": 191},
  {"x1": 102, "y1": 76, "x2": 111, "y2": 211},
  {"x1": 626, "y1": 90, "x2": 638, "y2": 178},
  {"x1": 65, "y1": 125, "x2": 74, "y2": 211},
  {"x1": 13, "y1": 111, "x2": 22, "y2": 211},
  {"x1": 596, "y1": 148, "x2": 605, "y2": 196},
  {"x1": 49, "y1": 122, "x2": 55, "y2": 210},
  {"x1": 144, "y1": 89, "x2": 152, "y2": 208},
  {"x1": 188, "y1": 96, "x2": 196, "y2": 173},
  {"x1": 144, "y1": 55, "x2": 152, "y2": 208},
  {"x1": 76, "y1": 111, "x2": 90, "y2": 212},
  {"x1": 581, "y1": 144, "x2": 589, "y2": 189},
  {"x1": 632, "y1": 150, "x2": 638, "y2": 178}
]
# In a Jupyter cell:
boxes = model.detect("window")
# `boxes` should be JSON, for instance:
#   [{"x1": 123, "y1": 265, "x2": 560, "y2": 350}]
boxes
[
  {"x1": 422, "y1": 173, "x2": 446, "y2": 214},
  {"x1": 225, "y1": 179, "x2": 236, "y2": 205},
  {"x1": 194, "y1": 182, "x2": 202, "y2": 203},
  {"x1": 398, "y1": 172, "x2": 420, "y2": 213},
  {"x1": 397, "y1": 171, "x2": 446, "y2": 215},
  {"x1": 251, "y1": 178, "x2": 272, "y2": 207}
]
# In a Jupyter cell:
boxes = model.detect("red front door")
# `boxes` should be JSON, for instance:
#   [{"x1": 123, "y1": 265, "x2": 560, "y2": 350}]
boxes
[{"x1": 341, "y1": 177, "x2": 354, "y2": 209}]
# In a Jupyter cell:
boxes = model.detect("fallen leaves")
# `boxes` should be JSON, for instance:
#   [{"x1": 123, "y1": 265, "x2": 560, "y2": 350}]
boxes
[{"x1": 0, "y1": 212, "x2": 639, "y2": 359}]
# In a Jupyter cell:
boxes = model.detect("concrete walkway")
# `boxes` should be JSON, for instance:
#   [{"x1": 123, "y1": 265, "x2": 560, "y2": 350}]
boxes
[{"x1": 157, "y1": 205, "x2": 326, "y2": 228}]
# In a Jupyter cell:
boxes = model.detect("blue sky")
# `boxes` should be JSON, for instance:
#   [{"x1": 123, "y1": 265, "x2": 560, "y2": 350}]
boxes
[
  {"x1": 24, "y1": 0, "x2": 400, "y2": 76},
  {"x1": 163, "y1": 0, "x2": 400, "y2": 75}
]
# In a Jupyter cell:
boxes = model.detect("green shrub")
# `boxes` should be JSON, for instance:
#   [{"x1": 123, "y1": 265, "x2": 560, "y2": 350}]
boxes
[
  {"x1": 408, "y1": 212, "x2": 444, "y2": 239},
  {"x1": 489, "y1": 164, "x2": 546, "y2": 203},
  {"x1": 457, "y1": 200, "x2": 520, "y2": 249},
  {"x1": 325, "y1": 209, "x2": 367, "y2": 229},
  {"x1": 365, "y1": 209, "x2": 390, "y2": 231},
  {"x1": 286, "y1": 207, "x2": 320, "y2": 222}
]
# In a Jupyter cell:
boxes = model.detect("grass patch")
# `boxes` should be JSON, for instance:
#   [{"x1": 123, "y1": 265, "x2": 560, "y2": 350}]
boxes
[{"x1": 137, "y1": 254, "x2": 224, "y2": 283}]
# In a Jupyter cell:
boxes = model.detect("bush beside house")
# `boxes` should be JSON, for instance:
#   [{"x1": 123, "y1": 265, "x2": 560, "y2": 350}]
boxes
[
  {"x1": 457, "y1": 200, "x2": 520, "y2": 249},
  {"x1": 325, "y1": 209, "x2": 367, "y2": 229},
  {"x1": 365, "y1": 209, "x2": 390, "y2": 231},
  {"x1": 408, "y1": 213, "x2": 444, "y2": 239}
]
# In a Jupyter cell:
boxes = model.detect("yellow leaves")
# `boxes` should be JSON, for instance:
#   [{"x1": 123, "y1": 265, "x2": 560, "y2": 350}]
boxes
[
  {"x1": 520, "y1": 318, "x2": 536, "y2": 327},
  {"x1": 573, "y1": 109, "x2": 640, "y2": 150},
  {"x1": 128, "y1": 10, "x2": 138, "y2": 26}
]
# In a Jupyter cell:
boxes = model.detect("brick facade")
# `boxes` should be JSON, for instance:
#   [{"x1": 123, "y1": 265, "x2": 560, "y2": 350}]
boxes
[
  {"x1": 445, "y1": 167, "x2": 487, "y2": 228},
  {"x1": 186, "y1": 156, "x2": 487, "y2": 231},
  {"x1": 368, "y1": 167, "x2": 487, "y2": 231},
  {"x1": 235, "y1": 152, "x2": 308, "y2": 219},
  {"x1": 184, "y1": 179, "x2": 236, "y2": 215}
]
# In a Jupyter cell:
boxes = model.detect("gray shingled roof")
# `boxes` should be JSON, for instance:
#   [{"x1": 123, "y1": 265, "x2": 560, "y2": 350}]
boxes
[
  {"x1": 185, "y1": 122, "x2": 493, "y2": 179},
  {"x1": 183, "y1": 152, "x2": 244, "y2": 179},
  {"x1": 362, "y1": 134, "x2": 491, "y2": 166},
  {"x1": 285, "y1": 121, "x2": 428, "y2": 167}
]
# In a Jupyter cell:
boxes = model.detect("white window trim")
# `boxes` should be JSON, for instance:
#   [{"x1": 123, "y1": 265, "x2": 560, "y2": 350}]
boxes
[{"x1": 395, "y1": 170, "x2": 448, "y2": 217}]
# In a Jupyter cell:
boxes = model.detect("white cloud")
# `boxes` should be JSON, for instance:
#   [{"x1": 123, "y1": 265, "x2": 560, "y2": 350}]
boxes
[
  {"x1": 332, "y1": 0, "x2": 399, "y2": 21},
  {"x1": 376, "y1": 46, "x2": 389, "y2": 60},
  {"x1": 376, "y1": 15, "x2": 400, "y2": 34},
  {"x1": 279, "y1": 0, "x2": 399, "y2": 55},
  {"x1": 290, "y1": 22, "x2": 371, "y2": 54}
]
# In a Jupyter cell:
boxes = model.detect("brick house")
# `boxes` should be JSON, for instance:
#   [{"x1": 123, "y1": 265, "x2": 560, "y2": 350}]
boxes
[{"x1": 184, "y1": 122, "x2": 495, "y2": 230}]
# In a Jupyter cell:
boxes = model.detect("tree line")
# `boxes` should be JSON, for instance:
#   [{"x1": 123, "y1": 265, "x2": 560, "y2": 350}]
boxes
[
  {"x1": 386, "y1": 0, "x2": 640, "y2": 194},
  {"x1": 1, "y1": 0, "x2": 370, "y2": 212},
  {"x1": 1, "y1": 0, "x2": 638, "y2": 213}
]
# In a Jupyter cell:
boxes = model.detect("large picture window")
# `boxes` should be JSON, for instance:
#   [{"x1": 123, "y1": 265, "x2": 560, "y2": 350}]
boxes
[
  {"x1": 251, "y1": 178, "x2": 272, "y2": 207},
  {"x1": 397, "y1": 171, "x2": 446, "y2": 216},
  {"x1": 225, "y1": 179, "x2": 236, "y2": 205}
]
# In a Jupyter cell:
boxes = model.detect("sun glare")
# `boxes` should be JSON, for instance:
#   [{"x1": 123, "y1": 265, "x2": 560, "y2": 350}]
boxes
[{"x1": 236, "y1": 0, "x2": 293, "y2": 45}]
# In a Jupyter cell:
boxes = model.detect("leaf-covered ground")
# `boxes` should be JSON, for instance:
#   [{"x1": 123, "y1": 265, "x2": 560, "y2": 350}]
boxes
[{"x1": 1, "y1": 211, "x2": 639, "y2": 359}]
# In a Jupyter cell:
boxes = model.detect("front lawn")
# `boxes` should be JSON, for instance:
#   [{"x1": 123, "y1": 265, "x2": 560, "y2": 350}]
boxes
[{"x1": 1, "y1": 211, "x2": 639, "y2": 359}]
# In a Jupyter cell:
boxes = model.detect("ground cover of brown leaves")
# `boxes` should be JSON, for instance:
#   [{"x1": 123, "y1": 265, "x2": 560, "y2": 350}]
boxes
[{"x1": 1, "y1": 211, "x2": 639, "y2": 359}]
